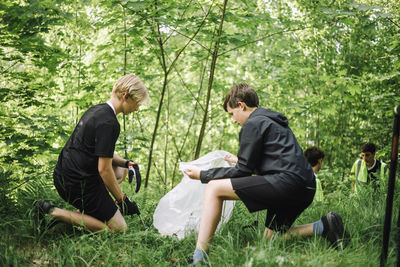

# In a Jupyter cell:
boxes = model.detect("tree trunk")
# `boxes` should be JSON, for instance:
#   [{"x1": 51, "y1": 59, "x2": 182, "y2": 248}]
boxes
[
  {"x1": 194, "y1": 0, "x2": 228, "y2": 159},
  {"x1": 144, "y1": 3, "x2": 211, "y2": 187},
  {"x1": 122, "y1": 5, "x2": 128, "y2": 158}
]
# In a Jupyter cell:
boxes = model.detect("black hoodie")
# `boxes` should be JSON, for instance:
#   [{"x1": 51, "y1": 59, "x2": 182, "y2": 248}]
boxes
[{"x1": 200, "y1": 107, "x2": 314, "y2": 185}]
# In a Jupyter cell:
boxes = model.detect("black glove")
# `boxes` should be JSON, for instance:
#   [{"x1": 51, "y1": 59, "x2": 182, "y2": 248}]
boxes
[
  {"x1": 126, "y1": 161, "x2": 142, "y2": 193},
  {"x1": 117, "y1": 194, "x2": 140, "y2": 216}
]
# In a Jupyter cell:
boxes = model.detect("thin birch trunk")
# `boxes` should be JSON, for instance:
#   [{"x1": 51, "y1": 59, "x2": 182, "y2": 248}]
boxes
[{"x1": 194, "y1": 0, "x2": 228, "y2": 159}]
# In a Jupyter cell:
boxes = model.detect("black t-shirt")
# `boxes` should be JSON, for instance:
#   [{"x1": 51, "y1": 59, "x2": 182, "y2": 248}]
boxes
[
  {"x1": 367, "y1": 160, "x2": 381, "y2": 189},
  {"x1": 55, "y1": 103, "x2": 120, "y2": 183}
]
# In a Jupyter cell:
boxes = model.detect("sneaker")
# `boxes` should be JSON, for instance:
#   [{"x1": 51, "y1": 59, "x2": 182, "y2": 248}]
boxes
[
  {"x1": 32, "y1": 200, "x2": 55, "y2": 233},
  {"x1": 192, "y1": 257, "x2": 208, "y2": 266},
  {"x1": 321, "y1": 212, "x2": 349, "y2": 249},
  {"x1": 186, "y1": 257, "x2": 208, "y2": 266},
  {"x1": 186, "y1": 249, "x2": 209, "y2": 266},
  {"x1": 242, "y1": 220, "x2": 258, "y2": 230},
  {"x1": 38, "y1": 199, "x2": 55, "y2": 214}
]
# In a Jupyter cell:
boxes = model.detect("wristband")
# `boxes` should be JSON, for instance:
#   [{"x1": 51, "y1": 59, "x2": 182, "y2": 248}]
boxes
[
  {"x1": 116, "y1": 193, "x2": 126, "y2": 204},
  {"x1": 125, "y1": 160, "x2": 133, "y2": 168}
]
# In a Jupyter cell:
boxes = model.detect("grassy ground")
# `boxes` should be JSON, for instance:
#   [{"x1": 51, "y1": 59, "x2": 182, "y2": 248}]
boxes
[{"x1": 1, "y1": 181, "x2": 398, "y2": 266}]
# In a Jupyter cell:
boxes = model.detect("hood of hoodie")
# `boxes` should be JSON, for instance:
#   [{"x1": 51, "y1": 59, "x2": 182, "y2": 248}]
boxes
[{"x1": 249, "y1": 107, "x2": 288, "y2": 127}]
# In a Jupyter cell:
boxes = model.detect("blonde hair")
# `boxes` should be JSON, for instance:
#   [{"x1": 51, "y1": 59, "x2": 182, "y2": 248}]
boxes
[{"x1": 112, "y1": 74, "x2": 150, "y2": 104}]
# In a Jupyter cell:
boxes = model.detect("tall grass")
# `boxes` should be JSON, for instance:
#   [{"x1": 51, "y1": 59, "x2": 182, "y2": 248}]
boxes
[{"x1": 1, "y1": 175, "x2": 398, "y2": 266}]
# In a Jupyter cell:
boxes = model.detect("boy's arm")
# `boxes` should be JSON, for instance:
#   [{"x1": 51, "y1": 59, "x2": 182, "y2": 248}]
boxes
[
  {"x1": 98, "y1": 157, "x2": 124, "y2": 201},
  {"x1": 350, "y1": 159, "x2": 358, "y2": 191},
  {"x1": 380, "y1": 162, "x2": 389, "y2": 189},
  {"x1": 384, "y1": 162, "x2": 389, "y2": 178},
  {"x1": 112, "y1": 153, "x2": 128, "y2": 167},
  {"x1": 200, "y1": 121, "x2": 262, "y2": 183},
  {"x1": 350, "y1": 160, "x2": 357, "y2": 180}
]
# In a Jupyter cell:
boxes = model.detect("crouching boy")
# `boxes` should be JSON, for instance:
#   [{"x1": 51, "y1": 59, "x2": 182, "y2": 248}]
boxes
[
  {"x1": 35, "y1": 74, "x2": 149, "y2": 233},
  {"x1": 185, "y1": 83, "x2": 347, "y2": 265}
]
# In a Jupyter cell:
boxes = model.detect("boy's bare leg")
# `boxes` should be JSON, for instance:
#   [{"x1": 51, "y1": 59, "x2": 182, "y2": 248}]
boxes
[
  {"x1": 196, "y1": 179, "x2": 240, "y2": 251},
  {"x1": 286, "y1": 224, "x2": 314, "y2": 238},
  {"x1": 263, "y1": 224, "x2": 314, "y2": 240},
  {"x1": 263, "y1": 227, "x2": 274, "y2": 240},
  {"x1": 50, "y1": 208, "x2": 127, "y2": 232}
]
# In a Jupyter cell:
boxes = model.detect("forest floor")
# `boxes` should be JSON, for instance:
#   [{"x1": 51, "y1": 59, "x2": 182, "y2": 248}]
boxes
[{"x1": 1, "y1": 184, "x2": 398, "y2": 266}]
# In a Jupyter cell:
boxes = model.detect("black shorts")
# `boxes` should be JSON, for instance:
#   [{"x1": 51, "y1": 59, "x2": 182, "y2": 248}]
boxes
[
  {"x1": 53, "y1": 171, "x2": 118, "y2": 222},
  {"x1": 231, "y1": 172, "x2": 315, "y2": 232}
]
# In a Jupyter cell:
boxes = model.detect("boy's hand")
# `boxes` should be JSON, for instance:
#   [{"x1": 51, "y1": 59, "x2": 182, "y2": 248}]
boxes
[
  {"x1": 117, "y1": 194, "x2": 140, "y2": 216},
  {"x1": 224, "y1": 153, "x2": 238, "y2": 164},
  {"x1": 184, "y1": 168, "x2": 200, "y2": 180},
  {"x1": 126, "y1": 160, "x2": 142, "y2": 192}
]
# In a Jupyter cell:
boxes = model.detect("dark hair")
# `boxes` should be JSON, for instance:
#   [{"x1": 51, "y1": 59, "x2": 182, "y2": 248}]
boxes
[
  {"x1": 223, "y1": 83, "x2": 259, "y2": 112},
  {"x1": 304, "y1": 146, "x2": 325, "y2": 167},
  {"x1": 361, "y1": 142, "x2": 376, "y2": 153}
]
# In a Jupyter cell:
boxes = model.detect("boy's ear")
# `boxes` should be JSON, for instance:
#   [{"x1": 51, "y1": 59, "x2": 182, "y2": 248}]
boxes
[{"x1": 238, "y1": 101, "x2": 247, "y2": 110}]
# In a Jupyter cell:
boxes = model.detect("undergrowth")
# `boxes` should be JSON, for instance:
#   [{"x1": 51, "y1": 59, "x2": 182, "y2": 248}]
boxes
[{"x1": 0, "y1": 172, "x2": 399, "y2": 266}]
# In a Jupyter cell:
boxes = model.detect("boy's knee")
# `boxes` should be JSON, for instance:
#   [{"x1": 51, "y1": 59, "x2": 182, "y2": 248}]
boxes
[
  {"x1": 107, "y1": 210, "x2": 127, "y2": 232},
  {"x1": 263, "y1": 227, "x2": 275, "y2": 239},
  {"x1": 110, "y1": 221, "x2": 127, "y2": 232},
  {"x1": 206, "y1": 180, "x2": 229, "y2": 196},
  {"x1": 206, "y1": 180, "x2": 220, "y2": 192},
  {"x1": 206, "y1": 179, "x2": 232, "y2": 194},
  {"x1": 113, "y1": 166, "x2": 128, "y2": 184},
  {"x1": 108, "y1": 219, "x2": 127, "y2": 232}
]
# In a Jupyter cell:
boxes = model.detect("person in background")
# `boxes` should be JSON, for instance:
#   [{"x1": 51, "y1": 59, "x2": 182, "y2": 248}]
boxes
[
  {"x1": 350, "y1": 142, "x2": 388, "y2": 193},
  {"x1": 184, "y1": 83, "x2": 347, "y2": 265},
  {"x1": 304, "y1": 146, "x2": 325, "y2": 202},
  {"x1": 34, "y1": 74, "x2": 149, "y2": 232}
]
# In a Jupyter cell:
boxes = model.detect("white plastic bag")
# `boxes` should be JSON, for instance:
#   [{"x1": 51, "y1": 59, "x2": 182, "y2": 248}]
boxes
[{"x1": 153, "y1": 150, "x2": 236, "y2": 239}]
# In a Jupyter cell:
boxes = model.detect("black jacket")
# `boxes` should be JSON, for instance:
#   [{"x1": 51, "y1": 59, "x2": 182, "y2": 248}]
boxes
[{"x1": 200, "y1": 107, "x2": 314, "y2": 184}]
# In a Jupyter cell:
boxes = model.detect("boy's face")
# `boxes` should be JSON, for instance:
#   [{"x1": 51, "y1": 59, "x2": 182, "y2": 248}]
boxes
[
  {"x1": 361, "y1": 151, "x2": 375, "y2": 166},
  {"x1": 315, "y1": 158, "x2": 323, "y2": 172},
  {"x1": 227, "y1": 102, "x2": 247, "y2": 126},
  {"x1": 122, "y1": 94, "x2": 139, "y2": 115}
]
